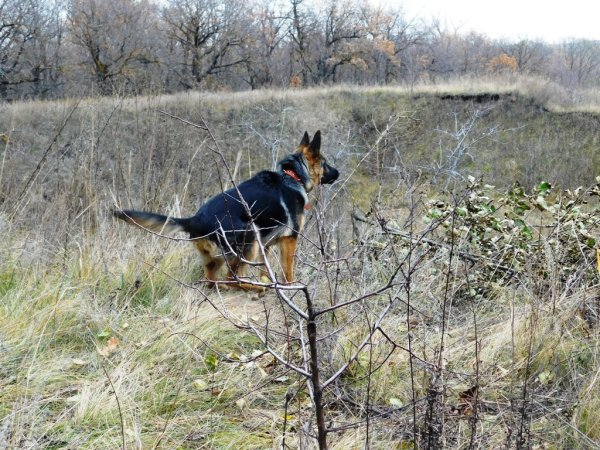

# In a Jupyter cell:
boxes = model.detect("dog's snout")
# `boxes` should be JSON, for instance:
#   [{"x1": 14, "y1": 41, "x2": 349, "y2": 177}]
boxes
[{"x1": 321, "y1": 162, "x2": 339, "y2": 185}]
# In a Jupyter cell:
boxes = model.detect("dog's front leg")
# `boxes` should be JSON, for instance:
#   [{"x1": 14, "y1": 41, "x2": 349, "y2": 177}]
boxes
[{"x1": 278, "y1": 236, "x2": 298, "y2": 283}]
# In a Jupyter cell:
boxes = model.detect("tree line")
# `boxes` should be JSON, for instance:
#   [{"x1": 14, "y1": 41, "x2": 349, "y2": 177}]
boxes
[{"x1": 2, "y1": 0, "x2": 600, "y2": 100}]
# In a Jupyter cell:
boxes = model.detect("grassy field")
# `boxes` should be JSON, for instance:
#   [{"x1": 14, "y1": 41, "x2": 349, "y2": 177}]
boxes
[{"x1": 2, "y1": 78, "x2": 600, "y2": 448}]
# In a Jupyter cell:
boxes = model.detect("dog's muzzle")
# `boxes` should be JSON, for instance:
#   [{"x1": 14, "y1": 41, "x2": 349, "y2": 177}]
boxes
[{"x1": 321, "y1": 162, "x2": 339, "y2": 185}]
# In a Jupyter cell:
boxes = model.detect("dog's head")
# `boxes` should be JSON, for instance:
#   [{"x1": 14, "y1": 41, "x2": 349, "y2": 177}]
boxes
[{"x1": 278, "y1": 130, "x2": 339, "y2": 192}]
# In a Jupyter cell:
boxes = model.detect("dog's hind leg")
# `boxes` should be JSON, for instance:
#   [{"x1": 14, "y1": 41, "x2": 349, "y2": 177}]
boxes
[
  {"x1": 278, "y1": 236, "x2": 298, "y2": 283},
  {"x1": 204, "y1": 259, "x2": 224, "y2": 288},
  {"x1": 225, "y1": 241, "x2": 265, "y2": 292},
  {"x1": 194, "y1": 239, "x2": 224, "y2": 288}
]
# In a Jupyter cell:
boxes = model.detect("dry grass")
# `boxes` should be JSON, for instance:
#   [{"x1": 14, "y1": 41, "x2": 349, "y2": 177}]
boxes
[
  {"x1": 3, "y1": 196, "x2": 600, "y2": 448},
  {"x1": 167, "y1": 74, "x2": 600, "y2": 114},
  {"x1": 2, "y1": 77, "x2": 600, "y2": 448},
  {"x1": 4, "y1": 73, "x2": 600, "y2": 117}
]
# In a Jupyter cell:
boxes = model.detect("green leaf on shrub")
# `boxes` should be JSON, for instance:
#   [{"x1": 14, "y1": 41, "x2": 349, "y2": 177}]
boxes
[
  {"x1": 509, "y1": 184, "x2": 525, "y2": 199},
  {"x1": 514, "y1": 219, "x2": 533, "y2": 237},
  {"x1": 428, "y1": 208, "x2": 443, "y2": 219},
  {"x1": 205, "y1": 353, "x2": 219, "y2": 371},
  {"x1": 481, "y1": 204, "x2": 496, "y2": 214},
  {"x1": 514, "y1": 218, "x2": 526, "y2": 228},
  {"x1": 538, "y1": 181, "x2": 552, "y2": 195},
  {"x1": 97, "y1": 329, "x2": 111, "y2": 340},
  {"x1": 538, "y1": 370, "x2": 554, "y2": 385},
  {"x1": 521, "y1": 226, "x2": 533, "y2": 238},
  {"x1": 456, "y1": 207, "x2": 467, "y2": 217},
  {"x1": 514, "y1": 201, "x2": 530, "y2": 215},
  {"x1": 586, "y1": 237, "x2": 596, "y2": 248}
]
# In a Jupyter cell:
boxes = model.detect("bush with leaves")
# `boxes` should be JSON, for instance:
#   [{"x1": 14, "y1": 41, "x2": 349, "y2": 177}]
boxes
[{"x1": 416, "y1": 177, "x2": 600, "y2": 302}]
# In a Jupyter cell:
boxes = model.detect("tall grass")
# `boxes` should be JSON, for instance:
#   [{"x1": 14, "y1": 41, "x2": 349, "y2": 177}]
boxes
[{"x1": 2, "y1": 77, "x2": 600, "y2": 448}]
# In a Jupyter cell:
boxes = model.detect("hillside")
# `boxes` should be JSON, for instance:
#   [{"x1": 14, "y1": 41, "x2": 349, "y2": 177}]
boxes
[
  {"x1": 2, "y1": 82, "x2": 600, "y2": 220},
  {"x1": 1, "y1": 84, "x2": 600, "y2": 449}
]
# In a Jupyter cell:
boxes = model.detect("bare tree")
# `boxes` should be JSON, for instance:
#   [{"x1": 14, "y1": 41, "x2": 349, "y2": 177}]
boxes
[
  {"x1": 0, "y1": 0, "x2": 64, "y2": 99},
  {"x1": 360, "y1": 3, "x2": 429, "y2": 84},
  {"x1": 314, "y1": 0, "x2": 363, "y2": 83},
  {"x1": 287, "y1": 0, "x2": 315, "y2": 84},
  {"x1": 67, "y1": 0, "x2": 160, "y2": 95},
  {"x1": 237, "y1": 0, "x2": 289, "y2": 88},
  {"x1": 423, "y1": 29, "x2": 494, "y2": 79},
  {"x1": 554, "y1": 39, "x2": 600, "y2": 89},
  {"x1": 3, "y1": 0, "x2": 600, "y2": 99},
  {"x1": 162, "y1": 0, "x2": 249, "y2": 89},
  {"x1": 501, "y1": 39, "x2": 551, "y2": 75}
]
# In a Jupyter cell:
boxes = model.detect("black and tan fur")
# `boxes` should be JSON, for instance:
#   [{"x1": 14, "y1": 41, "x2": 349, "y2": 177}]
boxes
[{"x1": 114, "y1": 131, "x2": 339, "y2": 290}]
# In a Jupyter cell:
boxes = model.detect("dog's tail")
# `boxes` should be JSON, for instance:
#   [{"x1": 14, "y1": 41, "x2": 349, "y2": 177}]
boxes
[{"x1": 113, "y1": 209, "x2": 192, "y2": 234}]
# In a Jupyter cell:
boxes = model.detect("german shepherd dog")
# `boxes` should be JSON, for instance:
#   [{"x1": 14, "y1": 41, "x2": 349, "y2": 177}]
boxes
[{"x1": 114, "y1": 130, "x2": 339, "y2": 290}]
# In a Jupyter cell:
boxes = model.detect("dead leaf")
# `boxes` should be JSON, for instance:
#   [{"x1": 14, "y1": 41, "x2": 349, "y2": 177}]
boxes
[
  {"x1": 457, "y1": 385, "x2": 479, "y2": 415},
  {"x1": 98, "y1": 336, "x2": 120, "y2": 357},
  {"x1": 408, "y1": 315, "x2": 421, "y2": 327}
]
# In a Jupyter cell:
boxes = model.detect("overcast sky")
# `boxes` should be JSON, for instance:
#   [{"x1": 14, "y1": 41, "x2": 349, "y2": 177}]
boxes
[{"x1": 389, "y1": 0, "x2": 600, "y2": 43}]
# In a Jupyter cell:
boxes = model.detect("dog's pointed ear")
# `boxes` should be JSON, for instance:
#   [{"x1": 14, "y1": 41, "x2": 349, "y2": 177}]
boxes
[
  {"x1": 308, "y1": 130, "x2": 321, "y2": 156},
  {"x1": 299, "y1": 131, "x2": 310, "y2": 148}
]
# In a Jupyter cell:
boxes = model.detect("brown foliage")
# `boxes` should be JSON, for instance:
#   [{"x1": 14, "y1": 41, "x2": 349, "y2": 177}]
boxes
[{"x1": 488, "y1": 53, "x2": 518, "y2": 72}]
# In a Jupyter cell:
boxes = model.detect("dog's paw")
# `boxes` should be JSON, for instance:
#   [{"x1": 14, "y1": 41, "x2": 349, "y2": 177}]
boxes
[{"x1": 249, "y1": 290, "x2": 267, "y2": 301}]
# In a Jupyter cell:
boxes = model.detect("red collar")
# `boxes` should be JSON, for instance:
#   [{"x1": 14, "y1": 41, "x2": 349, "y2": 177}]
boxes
[
  {"x1": 283, "y1": 169, "x2": 311, "y2": 210},
  {"x1": 283, "y1": 169, "x2": 302, "y2": 184}
]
